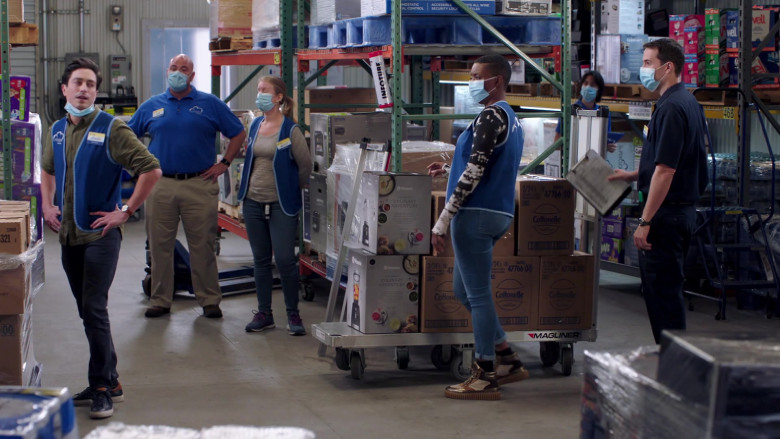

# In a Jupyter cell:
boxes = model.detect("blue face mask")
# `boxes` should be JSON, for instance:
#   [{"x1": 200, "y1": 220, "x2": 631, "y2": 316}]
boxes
[
  {"x1": 167, "y1": 71, "x2": 189, "y2": 92},
  {"x1": 256, "y1": 93, "x2": 275, "y2": 112},
  {"x1": 580, "y1": 85, "x2": 598, "y2": 103},
  {"x1": 64, "y1": 102, "x2": 95, "y2": 117},
  {"x1": 468, "y1": 76, "x2": 496, "y2": 104},
  {"x1": 639, "y1": 63, "x2": 669, "y2": 92}
]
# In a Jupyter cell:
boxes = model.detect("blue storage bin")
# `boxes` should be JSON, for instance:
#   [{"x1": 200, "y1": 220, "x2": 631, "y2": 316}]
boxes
[
  {"x1": 347, "y1": 16, "x2": 392, "y2": 46},
  {"x1": 525, "y1": 16, "x2": 561, "y2": 45},
  {"x1": 330, "y1": 20, "x2": 349, "y2": 47}
]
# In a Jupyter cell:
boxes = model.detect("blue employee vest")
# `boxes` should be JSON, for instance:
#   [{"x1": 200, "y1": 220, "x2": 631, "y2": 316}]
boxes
[
  {"x1": 446, "y1": 101, "x2": 524, "y2": 216},
  {"x1": 237, "y1": 116, "x2": 302, "y2": 216},
  {"x1": 51, "y1": 110, "x2": 122, "y2": 232}
]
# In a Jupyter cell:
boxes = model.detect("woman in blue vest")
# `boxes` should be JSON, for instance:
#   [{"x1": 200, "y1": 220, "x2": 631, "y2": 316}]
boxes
[
  {"x1": 237, "y1": 76, "x2": 312, "y2": 335},
  {"x1": 428, "y1": 55, "x2": 529, "y2": 400},
  {"x1": 554, "y1": 70, "x2": 615, "y2": 151}
]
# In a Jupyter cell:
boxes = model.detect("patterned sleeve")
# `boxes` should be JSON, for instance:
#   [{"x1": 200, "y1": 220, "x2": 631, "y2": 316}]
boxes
[{"x1": 432, "y1": 105, "x2": 508, "y2": 235}]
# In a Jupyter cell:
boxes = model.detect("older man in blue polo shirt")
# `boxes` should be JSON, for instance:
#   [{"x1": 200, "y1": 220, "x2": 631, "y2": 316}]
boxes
[
  {"x1": 128, "y1": 54, "x2": 246, "y2": 319},
  {"x1": 609, "y1": 38, "x2": 709, "y2": 343}
]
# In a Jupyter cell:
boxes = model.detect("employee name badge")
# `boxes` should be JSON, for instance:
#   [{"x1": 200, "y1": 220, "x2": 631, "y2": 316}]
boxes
[
  {"x1": 277, "y1": 138, "x2": 291, "y2": 149},
  {"x1": 87, "y1": 131, "x2": 105, "y2": 145},
  {"x1": 153, "y1": 108, "x2": 164, "y2": 118}
]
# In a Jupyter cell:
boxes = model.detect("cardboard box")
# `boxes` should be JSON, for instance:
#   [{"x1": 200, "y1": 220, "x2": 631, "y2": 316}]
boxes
[
  {"x1": 491, "y1": 256, "x2": 538, "y2": 331},
  {"x1": 217, "y1": 157, "x2": 244, "y2": 206},
  {"x1": 705, "y1": 8, "x2": 733, "y2": 48},
  {"x1": 751, "y1": 50, "x2": 780, "y2": 89},
  {"x1": 0, "y1": 76, "x2": 31, "y2": 122},
  {"x1": 344, "y1": 249, "x2": 420, "y2": 334},
  {"x1": 215, "y1": 0, "x2": 252, "y2": 39},
  {"x1": 0, "y1": 263, "x2": 30, "y2": 315},
  {"x1": 669, "y1": 14, "x2": 704, "y2": 46},
  {"x1": 600, "y1": 236, "x2": 624, "y2": 263},
  {"x1": 1, "y1": 184, "x2": 42, "y2": 243},
  {"x1": 620, "y1": 34, "x2": 648, "y2": 84},
  {"x1": 313, "y1": 0, "x2": 361, "y2": 25},
  {"x1": 400, "y1": 141, "x2": 455, "y2": 192},
  {"x1": 0, "y1": 215, "x2": 27, "y2": 255},
  {"x1": 683, "y1": 54, "x2": 705, "y2": 88},
  {"x1": 420, "y1": 256, "x2": 538, "y2": 332},
  {"x1": 361, "y1": 0, "x2": 496, "y2": 16},
  {"x1": 303, "y1": 173, "x2": 328, "y2": 253},
  {"x1": 684, "y1": 27, "x2": 705, "y2": 56},
  {"x1": 0, "y1": 314, "x2": 23, "y2": 385},
  {"x1": 497, "y1": 0, "x2": 551, "y2": 15},
  {"x1": 705, "y1": 47, "x2": 729, "y2": 87},
  {"x1": 725, "y1": 9, "x2": 775, "y2": 52},
  {"x1": 7, "y1": 0, "x2": 23, "y2": 24},
  {"x1": 430, "y1": 191, "x2": 515, "y2": 257},
  {"x1": 538, "y1": 252, "x2": 595, "y2": 330},
  {"x1": 515, "y1": 175, "x2": 575, "y2": 256},
  {"x1": 600, "y1": 0, "x2": 644, "y2": 35},
  {"x1": 601, "y1": 218, "x2": 625, "y2": 239},
  {"x1": 357, "y1": 172, "x2": 431, "y2": 255},
  {"x1": 603, "y1": 204, "x2": 640, "y2": 221},
  {"x1": 0, "y1": 120, "x2": 37, "y2": 185},
  {"x1": 295, "y1": 88, "x2": 378, "y2": 128},
  {"x1": 420, "y1": 257, "x2": 472, "y2": 332},
  {"x1": 310, "y1": 112, "x2": 393, "y2": 174}
]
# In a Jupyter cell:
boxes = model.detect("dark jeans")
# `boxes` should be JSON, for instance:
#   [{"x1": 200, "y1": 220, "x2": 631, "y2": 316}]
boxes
[
  {"x1": 243, "y1": 199, "x2": 300, "y2": 316},
  {"x1": 638, "y1": 205, "x2": 696, "y2": 343},
  {"x1": 61, "y1": 228, "x2": 121, "y2": 389}
]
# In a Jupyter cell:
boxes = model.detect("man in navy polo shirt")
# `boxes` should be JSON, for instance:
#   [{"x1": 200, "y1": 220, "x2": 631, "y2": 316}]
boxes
[
  {"x1": 128, "y1": 54, "x2": 246, "y2": 319},
  {"x1": 609, "y1": 38, "x2": 708, "y2": 343}
]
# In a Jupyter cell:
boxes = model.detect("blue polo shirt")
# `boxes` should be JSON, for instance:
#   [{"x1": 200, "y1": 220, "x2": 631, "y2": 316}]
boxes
[
  {"x1": 637, "y1": 82, "x2": 709, "y2": 203},
  {"x1": 128, "y1": 86, "x2": 244, "y2": 174}
]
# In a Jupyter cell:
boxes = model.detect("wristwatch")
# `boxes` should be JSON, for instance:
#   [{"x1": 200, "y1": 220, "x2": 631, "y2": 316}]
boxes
[
  {"x1": 121, "y1": 204, "x2": 135, "y2": 217},
  {"x1": 219, "y1": 157, "x2": 231, "y2": 166},
  {"x1": 638, "y1": 217, "x2": 652, "y2": 227}
]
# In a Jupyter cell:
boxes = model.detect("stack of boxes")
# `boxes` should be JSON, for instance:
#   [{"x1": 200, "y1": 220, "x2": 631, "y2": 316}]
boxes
[
  {"x1": 421, "y1": 175, "x2": 596, "y2": 333},
  {"x1": 705, "y1": 9, "x2": 731, "y2": 87},
  {"x1": 597, "y1": 0, "x2": 645, "y2": 85},
  {"x1": 670, "y1": 15, "x2": 706, "y2": 88},
  {"x1": 599, "y1": 204, "x2": 641, "y2": 265},
  {"x1": 0, "y1": 200, "x2": 44, "y2": 387},
  {"x1": 724, "y1": 7, "x2": 779, "y2": 89}
]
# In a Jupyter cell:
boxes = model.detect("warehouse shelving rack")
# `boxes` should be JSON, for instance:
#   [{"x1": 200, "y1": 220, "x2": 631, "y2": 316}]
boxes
[{"x1": 2, "y1": 0, "x2": 15, "y2": 200}]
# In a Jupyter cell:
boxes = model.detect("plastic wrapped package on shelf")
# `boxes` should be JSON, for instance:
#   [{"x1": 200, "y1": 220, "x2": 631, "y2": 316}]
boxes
[{"x1": 400, "y1": 140, "x2": 455, "y2": 191}]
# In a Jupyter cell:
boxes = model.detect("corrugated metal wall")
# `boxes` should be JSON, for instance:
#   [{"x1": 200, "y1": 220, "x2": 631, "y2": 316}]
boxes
[{"x1": 40, "y1": 0, "x2": 209, "y2": 122}]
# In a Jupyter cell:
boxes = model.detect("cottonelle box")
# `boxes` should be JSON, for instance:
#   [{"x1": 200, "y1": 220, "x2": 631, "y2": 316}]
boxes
[
  {"x1": 430, "y1": 191, "x2": 515, "y2": 257},
  {"x1": 0, "y1": 215, "x2": 28, "y2": 255},
  {"x1": 515, "y1": 175, "x2": 575, "y2": 256},
  {"x1": 345, "y1": 248, "x2": 420, "y2": 334},
  {"x1": 0, "y1": 261, "x2": 31, "y2": 315},
  {"x1": 357, "y1": 172, "x2": 431, "y2": 255},
  {"x1": 420, "y1": 256, "x2": 538, "y2": 333},
  {"x1": 538, "y1": 252, "x2": 595, "y2": 330},
  {"x1": 0, "y1": 311, "x2": 33, "y2": 385}
]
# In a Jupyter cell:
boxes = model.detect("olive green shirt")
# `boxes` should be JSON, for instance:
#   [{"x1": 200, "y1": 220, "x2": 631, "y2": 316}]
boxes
[{"x1": 42, "y1": 111, "x2": 160, "y2": 246}]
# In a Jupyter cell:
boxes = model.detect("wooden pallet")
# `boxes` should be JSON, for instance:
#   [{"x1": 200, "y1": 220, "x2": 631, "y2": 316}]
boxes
[
  {"x1": 209, "y1": 37, "x2": 253, "y2": 53},
  {"x1": 218, "y1": 201, "x2": 243, "y2": 221},
  {"x1": 9, "y1": 23, "x2": 38, "y2": 46}
]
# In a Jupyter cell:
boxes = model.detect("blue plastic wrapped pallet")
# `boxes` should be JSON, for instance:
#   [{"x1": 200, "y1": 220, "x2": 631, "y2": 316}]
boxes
[
  {"x1": 483, "y1": 16, "x2": 561, "y2": 45},
  {"x1": 0, "y1": 387, "x2": 77, "y2": 439}
]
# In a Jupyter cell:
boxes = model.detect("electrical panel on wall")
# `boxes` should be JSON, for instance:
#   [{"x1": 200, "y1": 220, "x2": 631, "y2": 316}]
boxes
[
  {"x1": 108, "y1": 55, "x2": 133, "y2": 97},
  {"x1": 110, "y1": 5, "x2": 123, "y2": 32}
]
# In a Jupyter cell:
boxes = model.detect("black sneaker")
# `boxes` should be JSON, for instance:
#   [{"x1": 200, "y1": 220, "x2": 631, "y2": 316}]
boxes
[
  {"x1": 72, "y1": 383, "x2": 124, "y2": 406},
  {"x1": 89, "y1": 388, "x2": 114, "y2": 419}
]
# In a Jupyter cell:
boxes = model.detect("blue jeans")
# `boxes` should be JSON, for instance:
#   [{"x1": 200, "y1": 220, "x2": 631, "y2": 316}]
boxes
[
  {"x1": 61, "y1": 228, "x2": 121, "y2": 389},
  {"x1": 451, "y1": 209, "x2": 513, "y2": 361},
  {"x1": 638, "y1": 205, "x2": 696, "y2": 343},
  {"x1": 243, "y1": 199, "x2": 300, "y2": 315}
]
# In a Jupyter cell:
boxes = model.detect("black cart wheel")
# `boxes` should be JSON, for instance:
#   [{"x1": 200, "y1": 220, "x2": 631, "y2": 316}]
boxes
[
  {"x1": 431, "y1": 345, "x2": 453, "y2": 371},
  {"x1": 450, "y1": 352, "x2": 470, "y2": 381},
  {"x1": 561, "y1": 344, "x2": 574, "y2": 376},
  {"x1": 301, "y1": 283, "x2": 315, "y2": 302},
  {"x1": 142, "y1": 274, "x2": 151, "y2": 298},
  {"x1": 540, "y1": 342, "x2": 560, "y2": 367},
  {"x1": 395, "y1": 347, "x2": 410, "y2": 370},
  {"x1": 335, "y1": 348, "x2": 350, "y2": 371},
  {"x1": 350, "y1": 351, "x2": 365, "y2": 380}
]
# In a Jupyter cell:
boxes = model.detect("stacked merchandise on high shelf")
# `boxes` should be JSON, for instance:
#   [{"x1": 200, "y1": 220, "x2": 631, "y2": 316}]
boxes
[
  {"x1": 596, "y1": 0, "x2": 648, "y2": 87},
  {"x1": 706, "y1": 152, "x2": 780, "y2": 213},
  {"x1": 723, "y1": 6, "x2": 780, "y2": 89}
]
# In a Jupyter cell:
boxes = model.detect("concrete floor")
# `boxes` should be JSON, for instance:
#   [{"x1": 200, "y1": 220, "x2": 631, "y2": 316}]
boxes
[{"x1": 32, "y1": 219, "x2": 779, "y2": 438}]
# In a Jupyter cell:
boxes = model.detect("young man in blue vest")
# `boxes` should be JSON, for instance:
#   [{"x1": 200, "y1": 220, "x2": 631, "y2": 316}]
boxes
[
  {"x1": 41, "y1": 57, "x2": 162, "y2": 418},
  {"x1": 428, "y1": 55, "x2": 529, "y2": 400},
  {"x1": 128, "y1": 54, "x2": 246, "y2": 319}
]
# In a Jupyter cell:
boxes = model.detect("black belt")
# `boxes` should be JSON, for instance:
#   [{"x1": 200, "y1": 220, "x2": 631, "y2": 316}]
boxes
[
  {"x1": 162, "y1": 171, "x2": 204, "y2": 180},
  {"x1": 664, "y1": 200, "x2": 694, "y2": 207}
]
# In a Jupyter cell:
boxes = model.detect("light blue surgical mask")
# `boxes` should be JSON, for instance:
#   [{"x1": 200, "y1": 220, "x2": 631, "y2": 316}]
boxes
[
  {"x1": 255, "y1": 92, "x2": 275, "y2": 112},
  {"x1": 639, "y1": 63, "x2": 669, "y2": 92},
  {"x1": 468, "y1": 76, "x2": 497, "y2": 104},
  {"x1": 64, "y1": 102, "x2": 95, "y2": 117},
  {"x1": 167, "y1": 71, "x2": 189, "y2": 92},
  {"x1": 580, "y1": 85, "x2": 598, "y2": 103}
]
